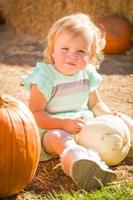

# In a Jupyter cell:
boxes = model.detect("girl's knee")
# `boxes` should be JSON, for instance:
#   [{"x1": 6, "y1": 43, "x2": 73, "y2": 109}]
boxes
[{"x1": 42, "y1": 129, "x2": 75, "y2": 155}]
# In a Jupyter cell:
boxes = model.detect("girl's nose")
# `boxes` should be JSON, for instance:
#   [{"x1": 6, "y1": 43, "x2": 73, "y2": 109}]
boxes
[{"x1": 67, "y1": 51, "x2": 79, "y2": 59}]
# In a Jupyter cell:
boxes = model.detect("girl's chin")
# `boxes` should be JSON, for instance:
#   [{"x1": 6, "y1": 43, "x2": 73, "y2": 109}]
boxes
[
  {"x1": 56, "y1": 64, "x2": 80, "y2": 75},
  {"x1": 62, "y1": 70, "x2": 79, "y2": 76}
]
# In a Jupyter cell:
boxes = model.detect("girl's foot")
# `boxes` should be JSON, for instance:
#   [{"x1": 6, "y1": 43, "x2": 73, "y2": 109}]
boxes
[{"x1": 71, "y1": 159, "x2": 116, "y2": 190}]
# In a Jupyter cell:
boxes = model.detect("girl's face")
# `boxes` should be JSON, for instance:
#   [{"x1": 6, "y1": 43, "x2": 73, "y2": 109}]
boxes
[{"x1": 52, "y1": 31, "x2": 94, "y2": 76}]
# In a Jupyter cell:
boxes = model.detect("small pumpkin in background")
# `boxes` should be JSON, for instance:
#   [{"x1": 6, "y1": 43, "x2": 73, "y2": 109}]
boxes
[
  {"x1": 0, "y1": 95, "x2": 41, "y2": 198},
  {"x1": 97, "y1": 15, "x2": 132, "y2": 54}
]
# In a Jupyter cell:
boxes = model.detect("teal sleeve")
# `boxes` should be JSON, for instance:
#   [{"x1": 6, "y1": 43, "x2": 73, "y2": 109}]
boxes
[
  {"x1": 86, "y1": 65, "x2": 102, "y2": 92},
  {"x1": 22, "y1": 63, "x2": 54, "y2": 101}
]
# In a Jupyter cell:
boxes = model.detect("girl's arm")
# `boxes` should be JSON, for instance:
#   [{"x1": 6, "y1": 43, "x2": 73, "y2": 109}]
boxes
[
  {"x1": 29, "y1": 84, "x2": 63, "y2": 130},
  {"x1": 89, "y1": 89, "x2": 112, "y2": 116},
  {"x1": 29, "y1": 84, "x2": 85, "y2": 134}
]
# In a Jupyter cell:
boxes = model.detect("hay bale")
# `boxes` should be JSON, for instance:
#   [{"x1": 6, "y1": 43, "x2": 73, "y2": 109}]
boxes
[
  {"x1": 0, "y1": 2, "x2": 5, "y2": 24},
  {"x1": 2, "y1": 0, "x2": 133, "y2": 38},
  {"x1": 108, "y1": 0, "x2": 133, "y2": 22}
]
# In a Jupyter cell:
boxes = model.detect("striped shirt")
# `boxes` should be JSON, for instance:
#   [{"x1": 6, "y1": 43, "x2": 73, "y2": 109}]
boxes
[{"x1": 22, "y1": 62, "x2": 102, "y2": 122}]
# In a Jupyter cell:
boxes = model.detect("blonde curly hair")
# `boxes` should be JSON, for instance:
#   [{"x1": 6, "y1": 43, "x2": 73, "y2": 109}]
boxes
[{"x1": 44, "y1": 13, "x2": 105, "y2": 68}]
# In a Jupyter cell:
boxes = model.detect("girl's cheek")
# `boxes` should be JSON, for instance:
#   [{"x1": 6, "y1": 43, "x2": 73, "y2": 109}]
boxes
[{"x1": 53, "y1": 51, "x2": 63, "y2": 60}]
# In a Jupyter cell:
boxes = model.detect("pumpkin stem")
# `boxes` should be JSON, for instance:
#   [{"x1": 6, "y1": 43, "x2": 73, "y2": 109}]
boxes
[
  {"x1": 0, "y1": 96, "x2": 4, "y2": 107},
  {"x1": 0, "y1": 95, "x2": 10, "y2": 107}
]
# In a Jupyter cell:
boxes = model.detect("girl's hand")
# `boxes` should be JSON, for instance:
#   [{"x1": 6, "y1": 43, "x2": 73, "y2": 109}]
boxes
[{"x1": 61, "y1": 117, "x2": 85, "y2": 135}]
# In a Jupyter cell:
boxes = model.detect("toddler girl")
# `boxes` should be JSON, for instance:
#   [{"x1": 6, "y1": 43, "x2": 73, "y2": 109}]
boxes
[{"x1": 22, "y1": 13, "x2": 133, "y2": 190}]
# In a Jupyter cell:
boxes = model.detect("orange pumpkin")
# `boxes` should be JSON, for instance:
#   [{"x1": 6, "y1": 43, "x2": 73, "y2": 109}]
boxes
[
  {"x1": 97, "y1": 15, "x2": 132, "y2": 54},
  {"x1": 0, "y1": 95, "x2": 41, "y2": 197}
]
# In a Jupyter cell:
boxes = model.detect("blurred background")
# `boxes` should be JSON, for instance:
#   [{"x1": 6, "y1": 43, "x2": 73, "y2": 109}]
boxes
[
  {"x1": 0, "y1": 0, "x2": 133, "y2": 66},
  {"x1": 0, "y1": 0, "x2": 132, "y2": 38}
]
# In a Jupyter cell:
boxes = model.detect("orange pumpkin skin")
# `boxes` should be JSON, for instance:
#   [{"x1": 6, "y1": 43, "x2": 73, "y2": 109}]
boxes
[
  {"x1": 98, "y1": 15, "x2": 132, "y2": 54},
  {"x1": 0, "y1": 95, "x2": 41, "y2": 197}
]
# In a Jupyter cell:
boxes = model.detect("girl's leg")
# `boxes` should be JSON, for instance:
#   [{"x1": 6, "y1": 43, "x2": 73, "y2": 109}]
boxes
[
  {"x1": 42, "y1": 129, "x2": 116, "y2": 190},
  {"x1": 42, "y1": 129, "x2": 77, "y2": 156},
  {"x1": 61, "y1": 146, "x2": 116, "y2": 190}
]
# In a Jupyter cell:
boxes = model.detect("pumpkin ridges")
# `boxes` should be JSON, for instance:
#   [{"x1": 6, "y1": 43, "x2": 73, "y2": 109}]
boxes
[
  {"x1": 3, "y1": 108, "x2": 27, "y2": 195},
  {"x1": 0, "y1": 108, "x2": 20, "y2": 196},
  {"x1": 0, "y1": 108, "x2": 13, "y2": 195},
  {"x1": 0, "y1": 95, "x2": 41, "y2": 197},
  {"x1": 11, "y1": 110, "x2": 28, "y2": 194},
  {"x1": 17, "y1": 110, "x2": 39, "y2": 182},
  {"x1": 6, "y1": 107, "x2": 40, "y2": 195},
  {"x1": 8, "y1": 109, "x2": 21, "y2": 195},
  {"x1": 12, "y1": 105, "x2": 41, "y2": 175}
]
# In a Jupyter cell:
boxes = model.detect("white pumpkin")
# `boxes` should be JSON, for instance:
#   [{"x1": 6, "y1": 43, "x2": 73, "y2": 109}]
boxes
[{"x1": 77, "y1": 115, "x2": 131, "y2": 166}]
